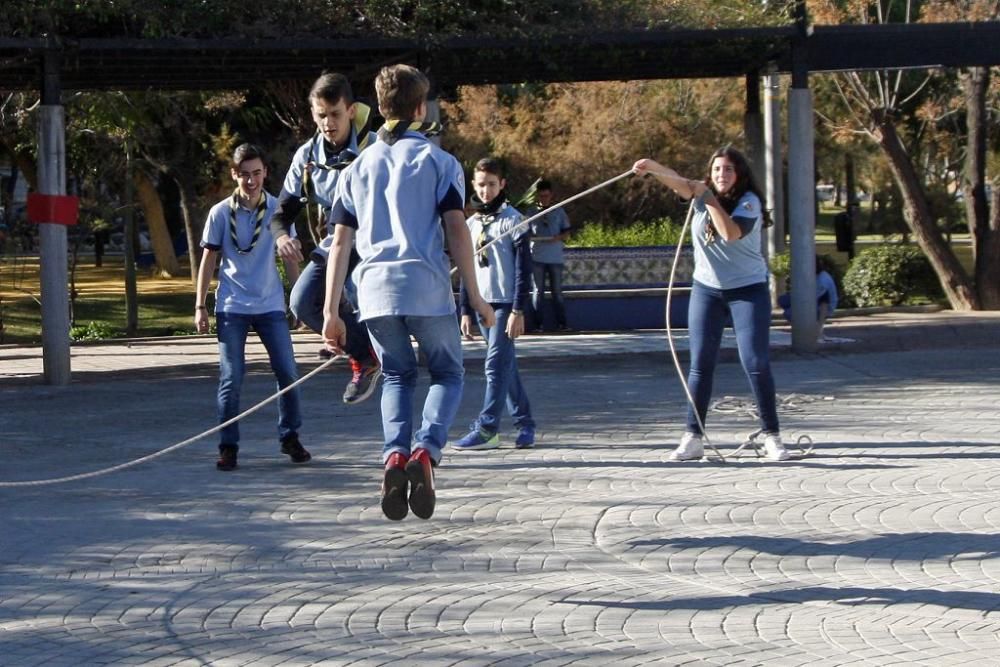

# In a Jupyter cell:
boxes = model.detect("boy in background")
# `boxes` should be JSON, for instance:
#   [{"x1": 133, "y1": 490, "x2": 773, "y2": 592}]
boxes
[
  {"x1": 195, "y1": 143, "x2": 310, "y2": 471},
  {"x1": 455, "y1": 157, "x2": 537, "y2": 451},
  {"x1": 528, "y1": 179, "x2": 572, "y2": 332},
  {"x1": 322, "y1": 65, "x2": 493, "y2": 521}
]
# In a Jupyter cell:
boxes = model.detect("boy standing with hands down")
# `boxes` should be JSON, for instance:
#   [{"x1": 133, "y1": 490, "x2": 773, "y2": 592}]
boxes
[
  {"x1": 322, "y1": 65, "x2": 494, "y2": 521},
  {"x1": 455, "y1": 158, "x2": 537, "y2": 451},
  {"x1": 195, "y1": 143, "x2": 311, "y2": 471}
]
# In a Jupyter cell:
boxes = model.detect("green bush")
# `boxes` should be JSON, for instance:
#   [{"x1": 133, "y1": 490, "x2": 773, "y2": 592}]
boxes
[
  {"x1": 769, "y1": 251, "x2": 791, "y2": 280},
  {"x1": 70, "y1": 320, "x2": 119, "y2": 341},
  {"x1": 842, "y1": 245, "x2": 943, "y2": 307},
  {"x1": 569, "y1": 218, "x2": 683, "y2": 248}
]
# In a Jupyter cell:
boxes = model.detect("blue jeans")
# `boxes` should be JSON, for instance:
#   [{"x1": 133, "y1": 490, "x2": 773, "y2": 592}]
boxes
[
  {"x1": 365, "y1": 314, "x2": 465, "y2": 464},
  {"x1": 289, "y1": 259, "x2": 375, "y2": 363},
  {"x1": 686, "y1": 281, "x2": 779, "y2": 435},
  {"x1": 216, "y1": 310, "x2": 302, "y2": 447},
  {"x1": 474, "y1": 304, "x2": 534, "y2": 433},
  {"x1": 531, "y1": 262, "x2": 567, "y2": 328}
]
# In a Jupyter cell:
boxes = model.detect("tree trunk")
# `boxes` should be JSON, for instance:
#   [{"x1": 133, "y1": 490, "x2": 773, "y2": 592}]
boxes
[
  {"x1": 133, "y1": 170, "x2": 180, "y2": 277},
  {"x1": 873, "y1": 112, "x2": 979, "y2": 310},
  {"x1": 845, "y1": 153, "x2": 856, "y2": 208},
  {"x1": 0, "y1": 139, "x2": 38, "y2": 190},
  {"x1": 961, "y1": 66, "x2": 1000, "y2": 309},
  {"x1": 173, "y1": 171, "x2": 202, "y2": 284}
]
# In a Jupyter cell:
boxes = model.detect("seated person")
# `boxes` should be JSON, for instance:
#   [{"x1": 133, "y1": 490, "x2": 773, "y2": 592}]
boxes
[{"x1": 778, "y1": 256, "x2": 839, "y2": 342}]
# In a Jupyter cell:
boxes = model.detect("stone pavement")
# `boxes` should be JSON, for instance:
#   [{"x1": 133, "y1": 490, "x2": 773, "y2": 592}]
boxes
[{"x1": 2, "y1": 311, "x2": 1000, "y2": 665}]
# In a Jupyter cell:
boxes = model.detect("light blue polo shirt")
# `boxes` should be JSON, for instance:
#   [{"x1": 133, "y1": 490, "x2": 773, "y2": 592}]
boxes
[
  {"x1": 281, "y1": 129, "x2": 377, "y2": 261},
  {"x1": 467, "y1": 202, "x2": 527, "y2": 304},
  {"x1": 691, "y1": 191, "x2": 769, "y2": 290},
  {"x1": 528, "y1": 205, "x2": 570, "y2": 265},
  {"x1": 201, "y1": 191, "x2": 287, "y2": 315},
  {"x1": 332, "y1": 130, "x2": 465, "y2": 321}
]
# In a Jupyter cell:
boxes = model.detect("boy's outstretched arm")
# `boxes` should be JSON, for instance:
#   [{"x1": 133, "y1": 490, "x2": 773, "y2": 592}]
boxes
[
  {"x1": 322, "y1": 224, "x2": 355, "y2": 353},
  {"x1": 443, "y1": 209, "x2": 495, "y2": 329}
]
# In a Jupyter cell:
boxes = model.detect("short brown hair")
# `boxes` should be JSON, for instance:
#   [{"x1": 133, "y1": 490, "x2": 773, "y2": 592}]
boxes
[
  {"x1": 375, "y1": 65, "x2": 429, "y2": 121},
  {"x1": 309, "y1": 72, "x2": 354, "y2": 106},
  {"x1": 231, "y1": 143, "x2": 266, "y2": 170},
  {"x1": 474, "y1": 157, "x2": 506, "y2": 179}
]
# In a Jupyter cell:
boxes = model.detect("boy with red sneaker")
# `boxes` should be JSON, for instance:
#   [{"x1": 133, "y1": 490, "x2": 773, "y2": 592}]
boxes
[{"x1": 322, "y1": 65, "x2": 493, "y2": 520}]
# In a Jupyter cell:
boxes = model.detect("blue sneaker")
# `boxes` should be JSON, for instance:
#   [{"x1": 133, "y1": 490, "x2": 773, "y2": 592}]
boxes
[
  {"x1": 454, "y1": 424, "x2": 500, "y2": 451},
  {"x1": 514, "y1": 426, "x2": 535, "y2": 449}
]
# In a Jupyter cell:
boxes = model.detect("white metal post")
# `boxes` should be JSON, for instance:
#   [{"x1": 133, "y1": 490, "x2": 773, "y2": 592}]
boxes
[{"x1": 38, "y1": 50, "x2": 71, "y2": 385}]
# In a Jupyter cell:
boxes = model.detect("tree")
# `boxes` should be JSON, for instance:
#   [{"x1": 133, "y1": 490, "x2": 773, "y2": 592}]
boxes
[
  {"x1": 812, "y1": 0, "x2": 999, "y2": 310},
  {"x1": 442, "y1": 79, "x2": 746, "y2": 228}
]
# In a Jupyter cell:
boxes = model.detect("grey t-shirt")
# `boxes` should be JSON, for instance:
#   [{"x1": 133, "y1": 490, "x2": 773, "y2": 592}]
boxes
[
  {"x1": 529, "y1": 206, "x2": 570, "y2": 265},
  {"x1": 691, "y1": 191, "x2": 769, "y2": 290},
  {"x1": 467, "y1": 202, "x2": 528, "y2": 304}
]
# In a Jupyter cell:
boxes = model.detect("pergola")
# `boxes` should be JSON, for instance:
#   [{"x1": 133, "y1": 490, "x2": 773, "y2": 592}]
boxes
[{"x1": 3, "y1": 15, "x2": 1000, "y2": 384}]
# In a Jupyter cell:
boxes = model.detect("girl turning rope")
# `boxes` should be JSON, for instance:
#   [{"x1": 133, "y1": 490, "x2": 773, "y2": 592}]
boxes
[{"x1": 634, "y1": 147, "x2": 789, "y2": 462}]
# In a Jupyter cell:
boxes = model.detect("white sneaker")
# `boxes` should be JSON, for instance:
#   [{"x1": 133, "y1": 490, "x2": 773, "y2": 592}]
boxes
[
  {"x1": 669, "y1": 432, "x2": 704, "y2": 461},
  {"x1": 762, "y1": 433, "x2": 790, "y2": 461}
]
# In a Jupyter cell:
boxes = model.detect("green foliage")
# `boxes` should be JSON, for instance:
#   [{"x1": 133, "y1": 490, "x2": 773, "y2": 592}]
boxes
[
  {"x1": 842, "y1": 244, "x2": 943, "y2": 307},
  {"x1": 769, "y1": 251, "x2": 792, "y2": 279},
  {"x1": 1, "y1": 0, "x2": 795, "y2": 40},
  {"x1": 70, "y1": 320, "x2": 118, "y2": 341},
  {"x1": 570, "y1": 218, "x2": 683, "y2": 248}
]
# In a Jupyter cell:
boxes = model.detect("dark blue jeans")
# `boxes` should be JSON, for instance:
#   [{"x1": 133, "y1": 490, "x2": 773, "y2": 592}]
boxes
[
  {"x1": 216, "y1": 310, "x2": 302, "y2": 447},
  {"x1": 531, "y1": 262, "x2": 567, "y2": 328},
  {"x1": 686, "y1": 281, "x2": 779, "y2": 435},
  {"x1": 289, "y1": 259, "x2": 375, "y2": 363}
]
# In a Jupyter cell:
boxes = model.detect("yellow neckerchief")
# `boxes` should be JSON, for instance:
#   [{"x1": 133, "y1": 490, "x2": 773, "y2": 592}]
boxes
[
  {"x1": 304, "y1": 101, "x2": 374, "y2": 179},
  {"x1": 376, "y1": 119, "x2": 442, "y2": 145},
  {"x1": 228, "y1": 188, "x2": 267, "y2": 255},
  {"x1": 299, "y1": 102, "x2": 374, "y2": 211}
]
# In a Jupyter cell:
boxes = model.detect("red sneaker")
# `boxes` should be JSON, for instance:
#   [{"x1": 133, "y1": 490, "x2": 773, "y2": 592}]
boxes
[
  {"x1": 405, "y1": 448, "x2": 436, "y2": 520},
  {"x1": 381, "y1": 452, "x2": 409, "y2": 521}
]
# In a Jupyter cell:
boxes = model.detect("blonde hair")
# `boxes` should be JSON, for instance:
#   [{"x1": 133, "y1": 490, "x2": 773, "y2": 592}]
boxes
[{"x1": 375, "y1": 65, "x2": 429, "y2": 121}]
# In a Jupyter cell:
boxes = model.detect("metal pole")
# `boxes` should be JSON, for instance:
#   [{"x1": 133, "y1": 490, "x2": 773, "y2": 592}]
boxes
[
  {"x1": 124, "y1": 141, "x2": 138, "y2": 335},
  {"x1": 38, "y1": 48, "x2": 71, "y2": 385},
  {"x1": 744, "y1": 73, "x2": 765, "y2": 197},
  {"x1": 788, "y1": 6, "x2": 818, "y2": 352},
  {"x1": 764, "y1": 66, "x2": 785, "y2": 259}
]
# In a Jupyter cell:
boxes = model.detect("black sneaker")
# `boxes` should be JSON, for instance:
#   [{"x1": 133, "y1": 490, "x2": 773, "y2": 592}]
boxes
[
  {"x1": 343, "y1": 358, "x2": 382, "y2": 405},
  {"x1": 280, "y1": 435, "x2": 312, "y2": 463},
  {"x1": 216, "y1": 444, "x2": 238, "y2": 471}
]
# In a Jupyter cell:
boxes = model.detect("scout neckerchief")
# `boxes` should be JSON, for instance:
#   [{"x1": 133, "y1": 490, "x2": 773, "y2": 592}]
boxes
[
  {"x1": 300, "y1": 101, "x2": 375, "y2": 203},
  {"x1": 229, "y1": 188, "x2": 267, "y2": 255},
  {"x1": 376, "y1": 119, "x2": 442, "y2": 146},
  {"x1": 469, "y1": 191, "x2": 508, "y2": 267}
]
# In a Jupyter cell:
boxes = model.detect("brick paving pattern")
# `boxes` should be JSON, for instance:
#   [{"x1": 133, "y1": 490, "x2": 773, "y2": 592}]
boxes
[{"x1": 2, "y1": 312, "x2": 999, "y2": 665}]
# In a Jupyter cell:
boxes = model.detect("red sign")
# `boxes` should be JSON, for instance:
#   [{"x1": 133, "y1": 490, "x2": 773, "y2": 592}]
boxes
[{"x1": 27, "y1": 193, "x2": 80, "y2": 226}]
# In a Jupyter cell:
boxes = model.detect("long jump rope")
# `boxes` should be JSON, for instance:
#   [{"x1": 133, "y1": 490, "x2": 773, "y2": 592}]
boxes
[{"x1": 0, "y1": 168, "x2": 813, "y2": 487}]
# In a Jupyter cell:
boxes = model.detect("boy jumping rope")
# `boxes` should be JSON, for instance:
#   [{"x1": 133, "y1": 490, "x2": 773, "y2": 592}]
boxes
[
  {"x1": 270, "y1": 72, "x2": 382, "y2": 405},
  {"x1": 322, "y1": 65, "x2": 494, "y2": 521},
  {"x1": 195, "y1": 143, "x2": 311, "y2": 471},
  {"x1": 455, "y1": 157, "x2": 537, "y2": 451}
]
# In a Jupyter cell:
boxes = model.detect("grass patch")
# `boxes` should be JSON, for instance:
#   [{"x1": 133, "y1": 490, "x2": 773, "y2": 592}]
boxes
[
  {"x1": 1, "y1": 255, "x2": 198, "y2": 344},
  {"x1": 1, "y1": 292, "x2": 199, "y2": 345}
]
